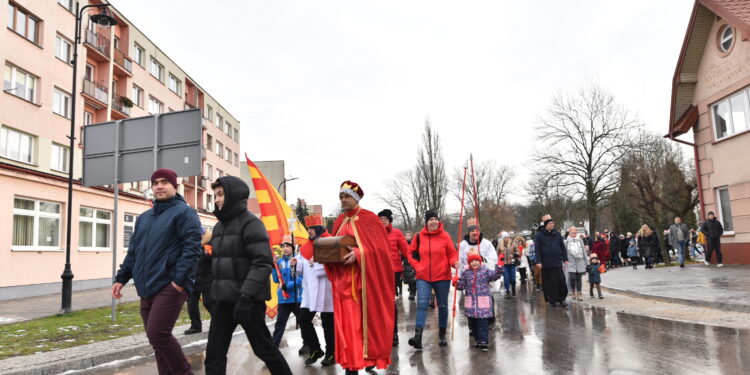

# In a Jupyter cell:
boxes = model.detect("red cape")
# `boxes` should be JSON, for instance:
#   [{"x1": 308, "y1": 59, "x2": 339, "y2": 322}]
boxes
[{"x1": 325, "y1": 207, "x2": 395, "y2": 370}]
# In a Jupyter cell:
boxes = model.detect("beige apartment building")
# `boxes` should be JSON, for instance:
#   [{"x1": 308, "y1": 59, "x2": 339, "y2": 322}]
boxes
[
  {"x1": 1, "y1": 0, "x2": 242, "y2": 298},
  {"x1": 668, "y1": 0, "x2": 750, "y2": 263}
]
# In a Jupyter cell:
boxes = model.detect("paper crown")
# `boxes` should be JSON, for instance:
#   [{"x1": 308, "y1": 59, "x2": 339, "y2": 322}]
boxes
[
  {"x1": 281, "y1": 234, "x2": 293, "y2": 245},
  {"x1": 304, "y1": 214, "x2": 324, "y2": 227},
  {"x1": 467, "y1": 217, "x2": 478, "y2": 226},
  {"x1": 340, "y1": 180, "x2": 364, "y2": 202}
]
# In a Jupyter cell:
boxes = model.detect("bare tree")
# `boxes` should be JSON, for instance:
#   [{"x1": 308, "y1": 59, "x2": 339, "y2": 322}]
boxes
[
  {"x1": 416, "y1": 118, "x2": 447, "y2": 217},
  {"x1": 451, "y1": 161, "x2": 515, "y2": 216},
  {"x1": 378, "y1": 170, "x2": 419, "y2": 231},
  {"x1": 534, "y1": 82, "x2": 641, "y2": 236}
]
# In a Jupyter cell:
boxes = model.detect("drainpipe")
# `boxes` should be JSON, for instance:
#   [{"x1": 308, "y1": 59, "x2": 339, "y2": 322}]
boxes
[{"x1": 668, "y1": 133, "x2": 705, "y2": 221}]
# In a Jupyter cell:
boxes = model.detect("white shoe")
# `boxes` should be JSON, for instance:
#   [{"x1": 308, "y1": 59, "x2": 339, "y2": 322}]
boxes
[
  {"x1": 704, "y1": 261, "x2": 710, "y2": 266},
  {"x1": 717, "y1": 264, "x2": 724, "y2": 268}
]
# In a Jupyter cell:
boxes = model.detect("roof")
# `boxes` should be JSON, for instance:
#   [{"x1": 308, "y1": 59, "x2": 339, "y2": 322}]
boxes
[{"x1": 668, "y1": 0, "x2": 750, "y2": 137}]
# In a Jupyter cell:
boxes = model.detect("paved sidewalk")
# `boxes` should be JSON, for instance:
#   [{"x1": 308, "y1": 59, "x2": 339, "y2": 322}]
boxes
[
  {"x1": 601, "y1": 264, "x2": 750, "y2": 313},
  {"x1": 0, "y1": 285, "x2": 139, "y2": 325}
]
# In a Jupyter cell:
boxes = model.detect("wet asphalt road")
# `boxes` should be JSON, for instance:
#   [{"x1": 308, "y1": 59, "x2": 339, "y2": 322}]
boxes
[{"x1": 78, "y1": 282, "x2": 750, "y2": 375}]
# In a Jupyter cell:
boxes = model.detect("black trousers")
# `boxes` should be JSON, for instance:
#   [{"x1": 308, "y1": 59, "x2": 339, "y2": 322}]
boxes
[
  {"x1": 186, "y1": 290, "x2": 210, "y2": 330},
  {"x1": 541, "y1": 267, "x2": 568, "y2": 303},
  {"x1": 394, "y1": 272, "x2": 402, "y2": 336},
  {"x1": 395, "y1": 271, "x2": 403, "y2": 295},
  {"x1": 518, "y1": 267, "x2": 528, "y2": 283},
  {"x1": 299, "y1": 308, "x2": 335, "y2": 356},
  {"x1": 272, "y1": 303, "x2": 301, "y2": 347},
  {"x1": 205, "y1": 302, "x2": 291, "y2": 375},
  {"x1": 706, "y1": 238, "x2": 723, "y2": 264}
]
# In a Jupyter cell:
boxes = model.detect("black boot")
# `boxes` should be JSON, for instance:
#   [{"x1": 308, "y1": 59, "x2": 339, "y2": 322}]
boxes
[
  {"x1": 408, "y1": 327, "x2": 423, "y2": 350},
  {"x1": 512, "y1": 285, "x2": 516, "y2": 297},
  {"x1": 438, "y1": 327, "x2": 448, "y2": 347},
  {"x1": 392, "y1": 332, "x2": 399, "y2": 347}
]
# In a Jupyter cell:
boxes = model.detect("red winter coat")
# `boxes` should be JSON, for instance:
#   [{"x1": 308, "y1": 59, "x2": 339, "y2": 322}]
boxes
[
  {"x1": 385, "y1": 225, "x2": 409, "y2": 273},
  {"x1": 592, "y1": 240, "x2": 610, "y2": 263},
  {"x1": 406, "y1": 223, "x2": 458, "y2": 282}
]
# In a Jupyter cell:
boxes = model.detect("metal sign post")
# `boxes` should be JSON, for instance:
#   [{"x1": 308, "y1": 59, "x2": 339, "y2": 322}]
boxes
[{"x1": 83, "y1": 109, "x2": 202, "y2": 321}]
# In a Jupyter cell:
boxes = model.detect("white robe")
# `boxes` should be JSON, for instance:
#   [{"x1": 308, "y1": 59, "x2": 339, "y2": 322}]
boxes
[
  {"x1": 298, "y1": 253, "x2": 334, "y2": 313},
  {"x1": 458, "y1": 238, "x2": 498, "y2": 275}
]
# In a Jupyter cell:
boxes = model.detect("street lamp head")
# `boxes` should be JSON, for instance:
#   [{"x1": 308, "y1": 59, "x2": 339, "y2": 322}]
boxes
[{"x1": 90, "y1": 7, "x2": 117, "y2": 27}]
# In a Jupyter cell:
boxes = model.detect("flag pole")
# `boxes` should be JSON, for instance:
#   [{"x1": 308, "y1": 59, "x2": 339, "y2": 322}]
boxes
[{"x1": 452, "y1": 160, "x2": 468, "y2": 341}]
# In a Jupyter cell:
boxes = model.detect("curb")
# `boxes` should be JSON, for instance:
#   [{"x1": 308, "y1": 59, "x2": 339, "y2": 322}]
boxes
[
  {"x1": 0, "y1": 323, "x2": 208, "y2": 375},
  {"x1": 600, "y1": 284, "x2": 750, "y2": 314}
]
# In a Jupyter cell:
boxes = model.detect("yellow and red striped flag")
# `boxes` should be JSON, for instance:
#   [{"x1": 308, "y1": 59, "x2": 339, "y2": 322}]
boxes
[{"x1": 245, "y1": 155, "x2": 309, "y2": 318}]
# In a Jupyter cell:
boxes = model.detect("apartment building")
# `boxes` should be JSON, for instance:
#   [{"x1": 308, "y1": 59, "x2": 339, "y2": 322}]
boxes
[{"x1": 1, "y1": 0, "x2": 241, "y2": 298}]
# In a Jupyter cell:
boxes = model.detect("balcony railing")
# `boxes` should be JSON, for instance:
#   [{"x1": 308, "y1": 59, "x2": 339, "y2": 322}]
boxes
[
  {"x1": 84, "y1": 29, "x2": 110, "y2": 57},
  {"x1": 113, "y1": 48, "x2": 132, "y2": 73},
  {"x1": 82, "y1": 78, "x2": 108, "y2": 104},
  {"x1": 112, "y1": 93, "x2": 131, "y2": 116}
]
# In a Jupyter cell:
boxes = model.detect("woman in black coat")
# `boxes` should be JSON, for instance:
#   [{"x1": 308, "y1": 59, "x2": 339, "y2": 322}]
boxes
[{"x1": 637, "y1": 225, "x2": 659, "y2": 269}]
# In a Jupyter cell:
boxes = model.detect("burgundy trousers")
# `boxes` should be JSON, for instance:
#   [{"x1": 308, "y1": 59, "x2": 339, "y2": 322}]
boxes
[{"x1": 140, "y1": 283, "x2": 191, "y2": 375}]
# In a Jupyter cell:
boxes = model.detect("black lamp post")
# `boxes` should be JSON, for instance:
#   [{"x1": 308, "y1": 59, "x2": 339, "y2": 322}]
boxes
[
  {"x1": 277, "y1": 177, "x2": 299, "y2": 200},
  {"x1": 59, "y1": 1, "x2": 117, "y2": 316}
]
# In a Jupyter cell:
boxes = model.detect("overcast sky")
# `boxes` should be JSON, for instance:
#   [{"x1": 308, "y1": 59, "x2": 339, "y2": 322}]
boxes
[{"x1": 112, "y1": 0, "x2": 695, "y2": 215}]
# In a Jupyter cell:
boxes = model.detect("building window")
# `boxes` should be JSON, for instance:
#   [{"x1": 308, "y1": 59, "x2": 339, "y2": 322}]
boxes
[
  {"x1": 215, "y1": 141, "x2": 223, "y2": 158},
  {"x1": 206, "y1": 134, "x2": 213, "y2": 150},
  {"x1": 168, "y1": 74, "x2": 181, "y2": 95},
  {"x1": 718, "y1": 25, "x2": 734, "y2": 53},
  {"x1": 53, "y1": 88, "x2": 72, "y2": 118},
  {"x1": 58, "y1": 0, "x2": 73, "y2": 11},
  {"x1": 225, "y1": 123, "x2": 232, "y2": 136},
  {"x1": 123, "y1": 214, "x2": 137, "y2": 249},
  {"x1": 55, "y1": 34, "x2": 72, "y2": 64},
  {"x1": 216, "y1": 114, "x2": 224, "y2": 130},
  {"x1": 8, "y1": 2, "x2": 40, "y2": 44},
  {"x1": 148, "y1": 96, "x2": 163, "y2": 114},
  {"x1": 83, "y1": 111, "x2": 93, "y2": 125},
  {"x1": 1, "y1": 126, "x2": 35, "y2": 164},
  {"x1": 149, "y1": 57, "x2": 164, "y2": 82},
  {"x1": 234, "y1": 152, "x2": 238, "y2": 167},
  {"x1": 233, "y1": 127, "x2": 239, "y2": 142},
  {"x1": 206, "y1": 105, "x2": 213, "y2": 120},
  {"x1": 217, "y1": 169, "x2": 223, "y2": 178},
  {"x1": 79, "y1": 207, "x2": 111, "y2": 251},
  {"x1": 712, "y1": 88, "x2": 750, "y2": 139},
  {"x1": 716, "y1": 187, "x2": 734, "y2": 232},
  {"x1": 133, "y1": 43, "x2": 144, "y2": 66},
  {"x1": 206, "y1": 194, "x2": 214, "y2": 211},
  {"x1": 132, "y1": 84, "x2": 143, "y2": 107},
  {"x1": 225, "y1": 147, "x2": 231, "y2": 162},
  {"x1": 12, "y1": 197, "x2": 61, "y2": 250},
  {"x1": 51, "y1": 143, "x2": 69, "y2": 172},
  {"x1": 206, "y1": 163, "x2": 213, "y2": 180},
  {"x1": 4, "y1": 64, "x2": 37, "y2": 103}
]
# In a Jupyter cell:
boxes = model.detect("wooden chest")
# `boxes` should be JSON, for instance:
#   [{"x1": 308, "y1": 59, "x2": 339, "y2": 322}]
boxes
[{"x1": 313, "y1": 235, "x2": 356, "y2": 263}]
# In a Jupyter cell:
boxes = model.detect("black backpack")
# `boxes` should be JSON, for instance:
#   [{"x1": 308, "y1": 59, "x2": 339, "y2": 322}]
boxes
[{"x1": 412, "y1": 233, "x2": 421, "y2": 261}]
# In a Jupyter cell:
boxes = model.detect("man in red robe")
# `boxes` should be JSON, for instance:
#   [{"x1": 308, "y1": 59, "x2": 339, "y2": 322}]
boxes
[{"x1": 325, "y1": 181, "x2": 395, "y2": 375}]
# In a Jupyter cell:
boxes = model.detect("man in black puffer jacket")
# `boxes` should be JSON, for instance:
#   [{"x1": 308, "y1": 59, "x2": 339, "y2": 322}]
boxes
[{"x1": 204, "y1": 176, "x2": 292, "y2": 375}]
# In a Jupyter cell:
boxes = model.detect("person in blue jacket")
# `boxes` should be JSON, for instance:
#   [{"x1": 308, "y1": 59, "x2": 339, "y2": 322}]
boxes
[
  {"x1": 271, "y1": 235, "x2": 304, "y2": 347},
  {"x1": 112, "y1": 168, "x2": 202, "y2": 375}
]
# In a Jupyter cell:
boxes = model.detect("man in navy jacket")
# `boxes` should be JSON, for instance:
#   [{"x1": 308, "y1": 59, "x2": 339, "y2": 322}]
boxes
[{"x1": 112, "y1": 168, "x2": 202, "y2": 375}]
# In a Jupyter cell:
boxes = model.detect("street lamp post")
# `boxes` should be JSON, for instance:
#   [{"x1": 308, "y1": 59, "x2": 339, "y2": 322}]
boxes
[
  {"x1": 277, "y1": 177, "x2": 299, "y2": 200},
  {"x1": 59, "y1": 1, "x2": 117, "y2": 316}
]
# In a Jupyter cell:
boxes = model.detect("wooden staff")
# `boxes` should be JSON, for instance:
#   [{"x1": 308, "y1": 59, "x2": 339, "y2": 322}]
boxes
[{"x1": 451, "y1": 160, "x2": 468, "y2": 341}]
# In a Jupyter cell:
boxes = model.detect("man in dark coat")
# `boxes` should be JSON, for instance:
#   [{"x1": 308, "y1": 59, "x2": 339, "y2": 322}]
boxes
[
  {"x1": 113, "y1": 168, "x2": 202, "y2": 375},
  {"x1": 203, "y1": 176, "x2": 292, "y2": 375},
  {"x1": 534, "y1": 218, "x2": 570, "y2": 307},
  {"x1": 700, "y1": 211, "x2": 725, "y2": 267}
]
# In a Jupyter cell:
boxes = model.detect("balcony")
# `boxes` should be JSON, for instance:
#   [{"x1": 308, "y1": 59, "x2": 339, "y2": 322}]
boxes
[
  {"x1": 84, "y1": 29, "x2": 110, "y2": 60},
  {"x1": 82, "y1": 78, "x2": 108, "y2": 106},
  {"x1": 113, "y1": 48, "x2": 133, "y2": 76},
  {"x1": 111, "y1": 93, "x2": 131, "y2": 117}
]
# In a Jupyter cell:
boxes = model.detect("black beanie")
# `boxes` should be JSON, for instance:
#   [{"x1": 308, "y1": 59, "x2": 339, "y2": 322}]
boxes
[
  {"x1": 378, "y1": 209, "x2": 393, "y2": 223},
  {"x1": 425, "y1": 210, "x2": 439, "y2": 225}
]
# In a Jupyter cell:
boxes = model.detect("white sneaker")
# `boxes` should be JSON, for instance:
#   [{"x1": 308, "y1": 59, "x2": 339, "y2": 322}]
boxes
[
  {"x1": 704, "y1": 261, "x2": 710, "y2": 266},
  {"x1": 717, "y1": 264, "x2": 724, "y2": 268}
]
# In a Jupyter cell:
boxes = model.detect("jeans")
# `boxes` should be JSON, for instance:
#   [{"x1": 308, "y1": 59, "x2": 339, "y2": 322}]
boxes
[
  {"x1": 272, "y1": 302, "x2": 301, "y2": 347},
  {"x1": 567, "y1": 272, "x2": 583, "y2": 292},
  {"x1": 676, "y1": 240, "x2": 686, "y2": 264},
  {"x1": 467, "y1": 317, "x2": 489, "y2": 344},
  {"x1": 415, "y1": 279, "x2": 450, "y2": 329},
  {"x1": 503, "y1": 265, "x2": 517, "y2": 290},
  {"x1": 140, "y1": 284, "x2": 191, "y2": 375},
  {"x1": 205, "y1": 301, "x2": 292, "y2": 375}
]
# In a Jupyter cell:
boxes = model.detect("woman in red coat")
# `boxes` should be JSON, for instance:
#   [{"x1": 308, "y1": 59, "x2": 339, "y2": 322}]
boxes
[
  {"x1": 406, "y1": 210, "x2": 458, "y2": 350},
  {"x1": 378, "y1": 209, "x2": 410, "y2": 347},
  {"x1": 592, "y1": 234, "x2": 610, "y2": 265}
]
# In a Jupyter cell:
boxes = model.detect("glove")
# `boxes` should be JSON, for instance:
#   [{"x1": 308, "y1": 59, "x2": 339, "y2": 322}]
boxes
[{"x1": 233, "y1": 295, "x2": 254, "y2": 322}]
